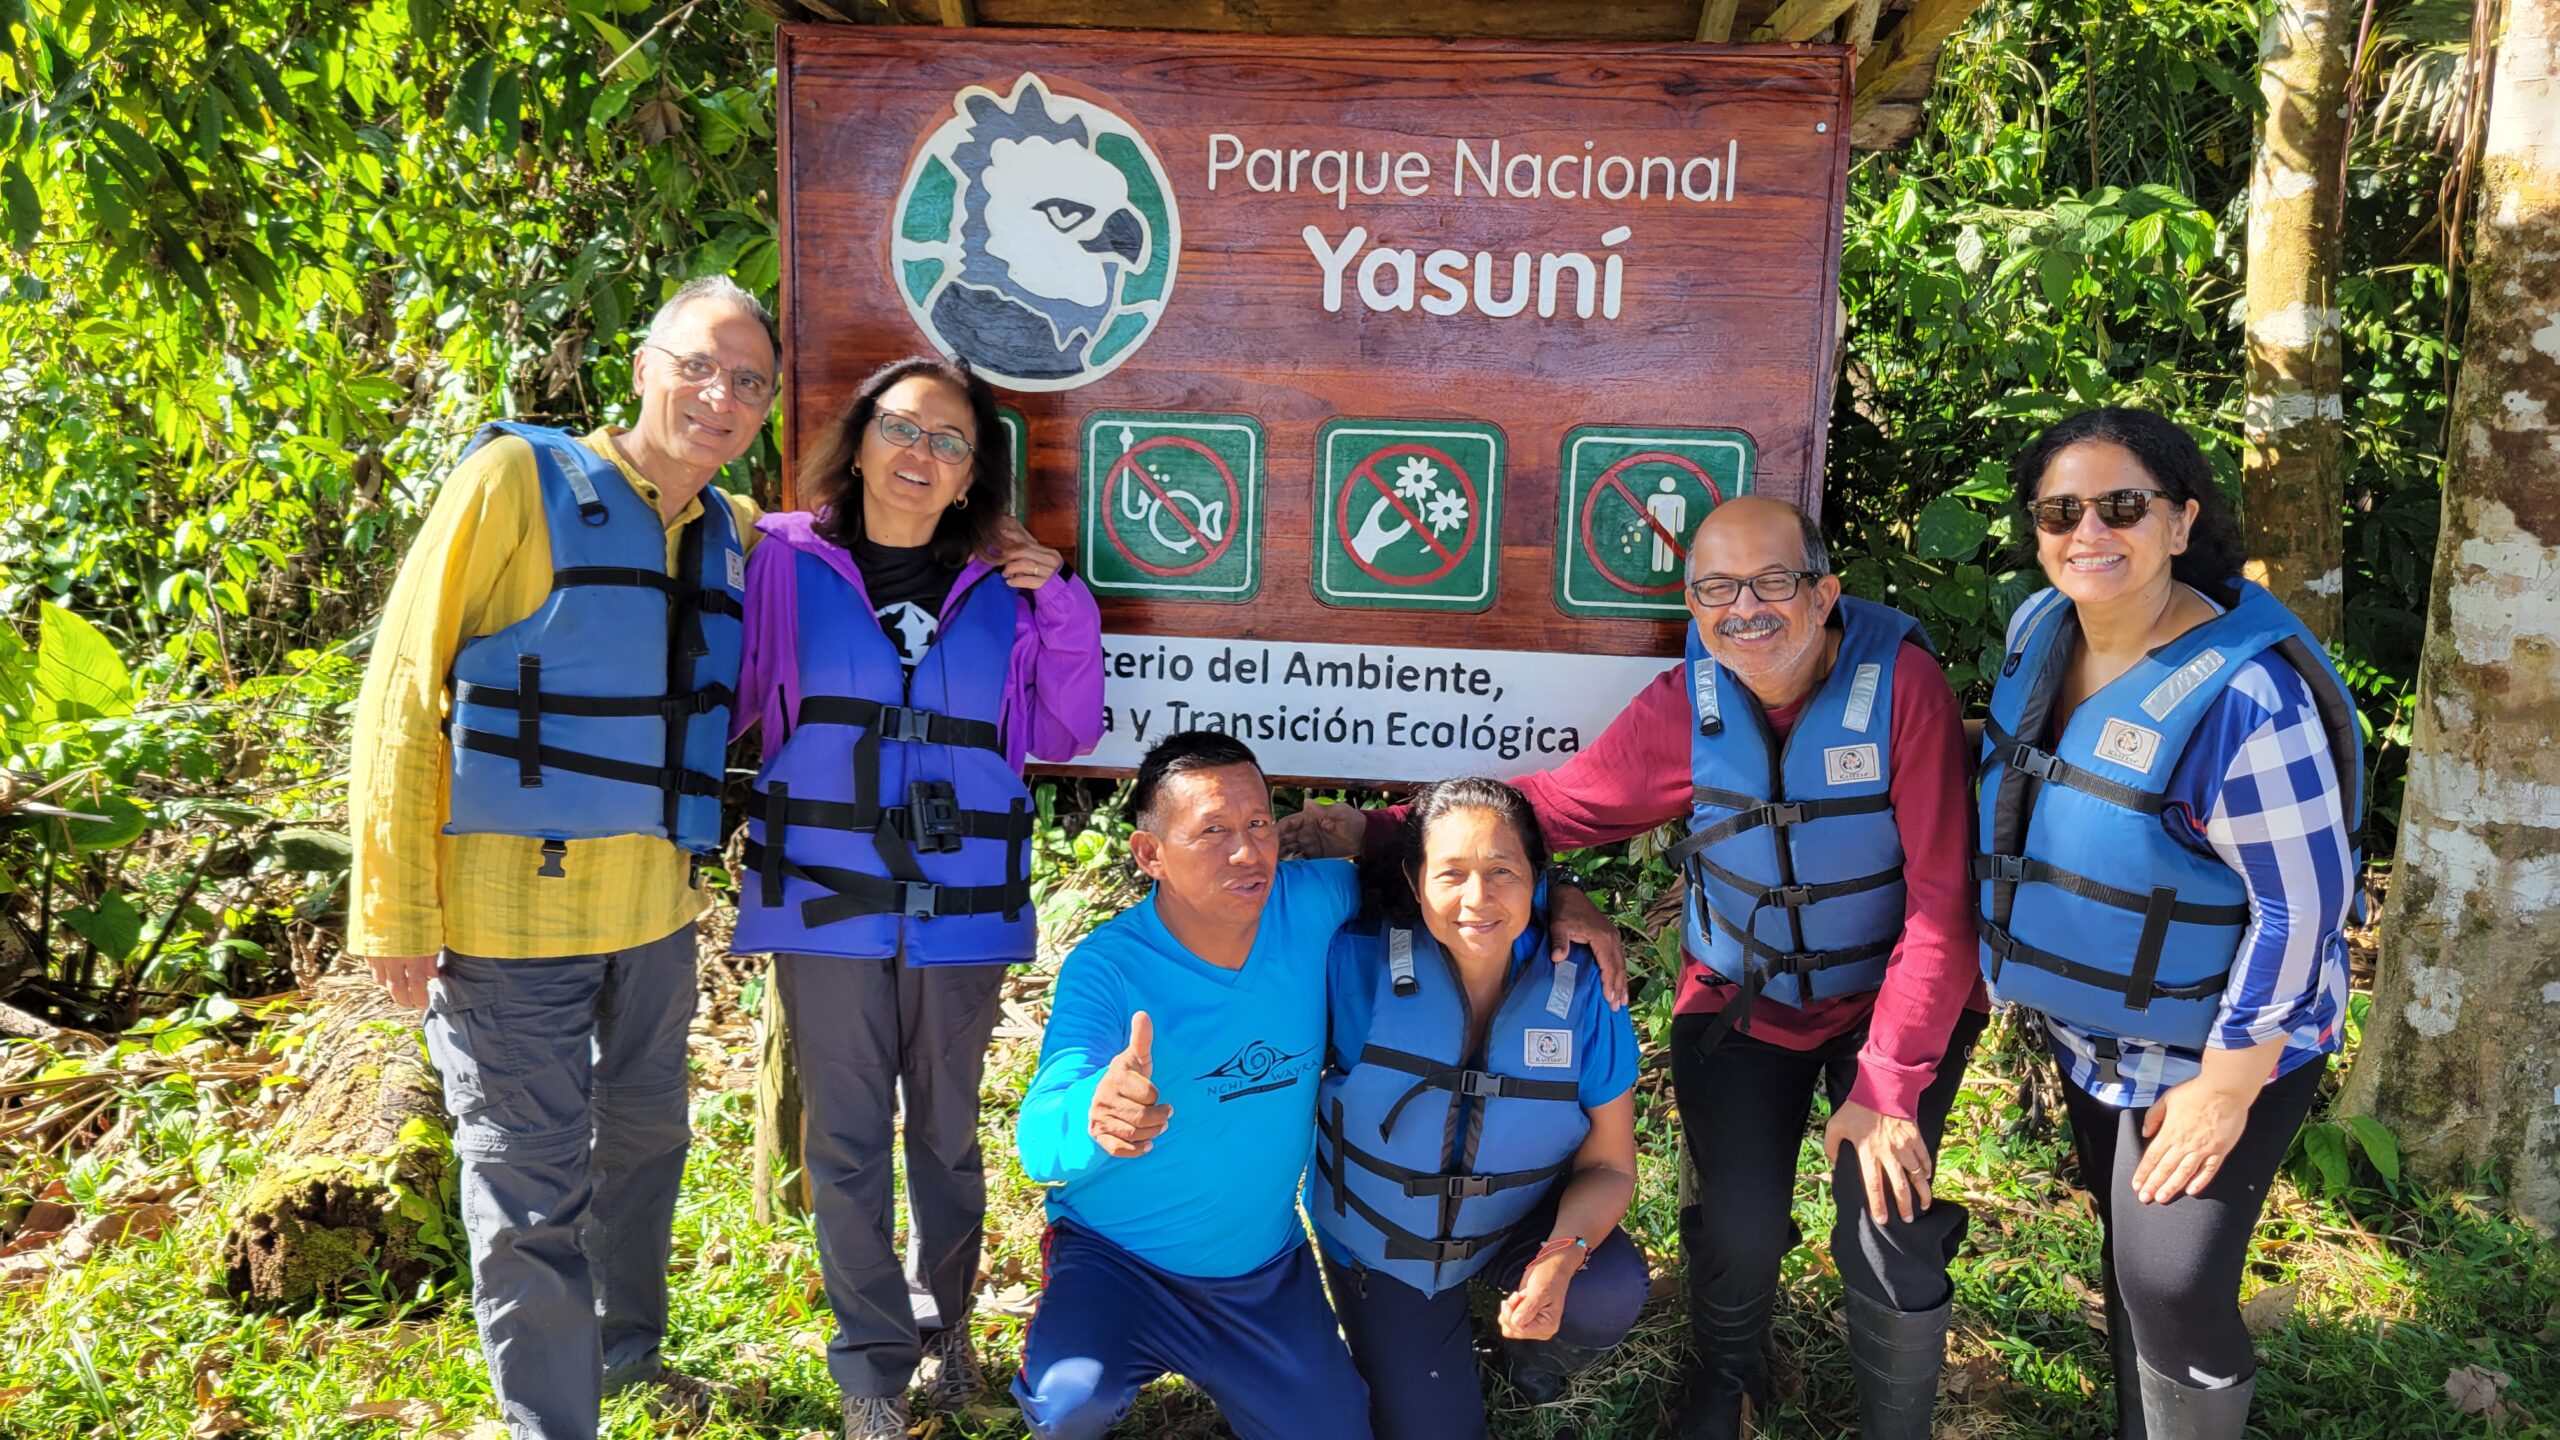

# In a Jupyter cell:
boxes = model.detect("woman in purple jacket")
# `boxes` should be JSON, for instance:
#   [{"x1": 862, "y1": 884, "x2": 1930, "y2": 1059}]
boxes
[{"x1": 732, "y1": 355, "x2": 1104, "y2": 1440}]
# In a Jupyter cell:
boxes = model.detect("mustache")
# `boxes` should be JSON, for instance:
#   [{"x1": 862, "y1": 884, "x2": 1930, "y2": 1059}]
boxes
[{"x1": 1715, "y1": 614, "x2": 1785, "y2": 638}]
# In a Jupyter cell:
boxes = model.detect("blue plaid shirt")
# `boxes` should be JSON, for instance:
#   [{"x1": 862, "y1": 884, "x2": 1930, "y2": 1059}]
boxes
[{"x1": 2036, "y1": 643, "x2": 2357, "y2": 1110}]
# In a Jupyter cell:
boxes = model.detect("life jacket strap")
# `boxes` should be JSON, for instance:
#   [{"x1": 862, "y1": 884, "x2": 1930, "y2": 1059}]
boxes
[
  {"x1": 1982, "y1": 721, "x2": 2168, "y2": 816},
  {"x1": 1970, "y1": 854, "x2": 2248, "y2": 927},
  {"x1": 1979, "y1": 923, "x2": 2227, "y2": 1009},
  {"x1": 516, "y1": 655, "x2": 544, "y2": 789},
  {"x1": 740, "y1": 840, "x2": 1032, "y2": 929},
  {"x1": 793, "y1": 696, "x2": 1003, "y2": 753},
  {"x1": 1686, "y1": 853, "x2": 1902, "y2": 912},
  {"x1": 1359, "y1": 1043, "x2": 1582, "y2": 1139},
  {"x1": 751, "y1": 788, "x2": 1035, "y2": 849},
  {"x1": 548, "y1": 565, "x2": 744, "y2": 619},
  {"x1": 1316, "y1": 1110, "x2": 1570, "y2": 1201},
  {"x1": 452, "y1": 679, "x2": 736, "y2": 719},
  {"x1": 450, "y1": 727, "x2": 724, "y2": 799},
  {"x1": 1667, "y1": 790, "x2": 1896, "y2": 862},
  {"x1": 1318, "y1": 1148, "x2": 1512, "y2": 1267}
]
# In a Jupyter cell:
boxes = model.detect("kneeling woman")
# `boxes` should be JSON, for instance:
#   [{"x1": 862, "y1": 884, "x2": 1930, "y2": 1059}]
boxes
[
  {"x1": 1311, "y1": 777, "x2": 1647, "y2": 1440},
  {"x1": 732, "y1": 355, "x2": 1103, "y2": 1440},
  {"x1": 1977, "y1": 408, "x2": 2361, "y2": 1438}
]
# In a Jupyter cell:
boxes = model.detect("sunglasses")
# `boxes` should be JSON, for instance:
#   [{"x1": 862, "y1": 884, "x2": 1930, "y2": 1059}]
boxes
[
  {"x1": 873, "y1": 411, "x2": 975, "y2": 466},
  {"x1": 2026, "y1": 488, "x2": 2168, "y2": 535}
]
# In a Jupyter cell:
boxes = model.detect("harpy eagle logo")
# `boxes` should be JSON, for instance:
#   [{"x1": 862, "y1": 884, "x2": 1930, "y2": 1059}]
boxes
[{"x1": 893, "y1": 74, "x2": 1178, "y2": 391}]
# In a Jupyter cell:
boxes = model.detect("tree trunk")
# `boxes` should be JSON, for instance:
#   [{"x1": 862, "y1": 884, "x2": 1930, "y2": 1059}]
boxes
[
  {"x1": 2340, "y1": 0, "x2": 2560, "y2": 1229},
  {"x1": 751, "y1": 976, "x2": 810, "y2": 1222},
  {"x1": 219, "y1": 976, "x2": 459, "y2": 1309},
  {"x1": 2239, "y1": 0, "x2": 2357, "y2": 641}
]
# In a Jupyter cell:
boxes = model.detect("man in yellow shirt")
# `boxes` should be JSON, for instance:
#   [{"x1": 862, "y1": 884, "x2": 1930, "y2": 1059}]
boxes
[{"x1": 348, "y1": 275, "x2": 773, "y2": 1440}]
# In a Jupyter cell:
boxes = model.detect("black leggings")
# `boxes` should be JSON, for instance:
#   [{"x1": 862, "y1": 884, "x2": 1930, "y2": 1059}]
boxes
[
  {"x1": 1670, "y1": 1008, "x2": 1987, "y2": 1393},
  {"x1": 2054, "y1": 1047, "x2": 2326, "y2": 1389}
]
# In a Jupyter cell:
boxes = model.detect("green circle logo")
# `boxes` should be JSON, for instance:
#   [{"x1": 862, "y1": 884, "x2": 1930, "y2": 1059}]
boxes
[{"x1": 892, "y1": 74, "x2": 1180, "y2": 392}]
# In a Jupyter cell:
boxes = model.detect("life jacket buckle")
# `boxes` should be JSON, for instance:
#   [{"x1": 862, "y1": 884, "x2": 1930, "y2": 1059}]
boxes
[
  {"x1": 905, "y1": 782, "x2": 964, "y2": 854},
  {"x1": 874, "y1": 705, "x2": 935, "y2": 743},
  {"x1": 537, "y1": 838, "x2": 567, "y2": 878},
  {"x1": 1451, "y1": 1069, "x2": 1502, "y2": 1098},
  {"x1": 1769, "y1": 883, "x2": 1815, "y2": 908},
  {"x1": 1763, "y1": 801, "x2": 1808, "y2": 828},
  {"x1": 2012, "y1": 747, "x2": 2064, "y2": 782},
  {"x1": 1979, "y1": 853, "x2": 2029, "y2": 884},
  {"x1": 1432, "y1": 1174, "x2": 1498, "y2": 1200},
  {"x1": 897, "y1": 880, "x2": 941, "y2": 919}
]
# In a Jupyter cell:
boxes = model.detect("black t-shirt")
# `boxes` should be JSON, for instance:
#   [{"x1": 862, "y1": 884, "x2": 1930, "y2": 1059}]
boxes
[{"x1": 852, "y1": 537, "x2": 964, "y2": 677}]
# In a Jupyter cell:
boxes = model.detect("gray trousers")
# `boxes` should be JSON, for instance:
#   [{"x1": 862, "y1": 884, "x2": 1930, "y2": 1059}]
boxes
[
  {"x1": 774, "y1": 952, "x2": 1009, "y2": 1399},
  {"x1": 423, "y1": 925, "x2": 698, "y2": 1440}
]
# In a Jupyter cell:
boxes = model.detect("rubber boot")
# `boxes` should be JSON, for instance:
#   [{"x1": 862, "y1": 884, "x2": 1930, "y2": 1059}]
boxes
[
  {"x1": 2105, "y1": 1262, "x2": 2146, "y2": 1440},
  {"x1": 1842, "y1": 1287, "x2": 1948, "y2": 1440},
  {"x1": 1500, "y1": 1337, "x2": 1609, "y2": 1406},
  {"x1": 2135, "y1": 1357, "x2": 2256, "y2": 1440},
  {"x1": 1675, "y1": 1292, "x2": 1770, "y2": 1440}
]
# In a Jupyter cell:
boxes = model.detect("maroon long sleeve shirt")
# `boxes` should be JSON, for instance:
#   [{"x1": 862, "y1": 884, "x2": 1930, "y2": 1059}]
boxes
[{"x1": 1364, "y1": 641, "x2": 1985, "y2": 1119}]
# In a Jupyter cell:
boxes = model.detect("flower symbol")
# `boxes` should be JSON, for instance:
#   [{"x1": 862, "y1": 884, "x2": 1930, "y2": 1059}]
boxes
[
  {"x1": 1424, "y1": 488, "x2": 1470, "y2": 534},
  {"x1": 1393, "y1": 455, "x2": 1440, "y2": 501}
]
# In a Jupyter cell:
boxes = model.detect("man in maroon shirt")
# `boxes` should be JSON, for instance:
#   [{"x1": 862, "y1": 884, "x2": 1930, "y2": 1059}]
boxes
[{"x1": 1285, "y1": 497, "x2": 1985, "y2": 1440}]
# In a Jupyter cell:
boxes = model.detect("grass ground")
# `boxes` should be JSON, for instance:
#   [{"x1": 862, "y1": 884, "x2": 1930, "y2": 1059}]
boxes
[{"x1": 1, "y1": 845, "x2": 2555, "y2": 1440}]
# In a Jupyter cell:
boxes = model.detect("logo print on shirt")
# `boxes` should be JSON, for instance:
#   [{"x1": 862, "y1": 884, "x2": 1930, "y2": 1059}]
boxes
[
  {"x1": 1195, "y1": 1040, "x2": 1315, "y2": 1101},
  {"x1": 876, "y1": 601, "x2": 941, "y2": 668}
]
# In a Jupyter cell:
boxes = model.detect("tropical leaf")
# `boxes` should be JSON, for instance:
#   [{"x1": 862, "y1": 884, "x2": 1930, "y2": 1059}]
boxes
[{"x1": 34, "y1": 603, "x2": 133, "y2": 722}]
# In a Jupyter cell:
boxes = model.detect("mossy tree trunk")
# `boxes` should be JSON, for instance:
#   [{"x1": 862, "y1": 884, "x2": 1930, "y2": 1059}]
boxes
[
  {"x1": 2340, "y1": 0, "x2": 2560, "y2": 1229},
  {"x1": 751, "y1": 976, "x2": 810, "y2": 1222},
  {"x1": 220, "y1": 976, "x2": 459, "y2": 1309},
  {"x1": 2240, "y1": 0, "x2": 2356, "y2": 640}
]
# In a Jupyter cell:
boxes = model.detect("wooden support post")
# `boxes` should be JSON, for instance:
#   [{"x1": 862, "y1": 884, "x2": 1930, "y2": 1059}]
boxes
[
  {"x1": 750, "y1": 977, "x2": 809, "y2": 1223},
  {"x1": 1755, "y1": 0, "x2": 1859, "y2": 42},
  {"x1": 1695, "y1": 0, "x2": 1741, "y2": 43},
  {"x1": 1853, "y1": 0, "x2": 1985, "y2": 111},
  {"x1": 936, "y1": 0, "x2": 976, "y2": 24},
  {"x1": 1844, "y1": 0, "x2": 1886, "y2": 57}
]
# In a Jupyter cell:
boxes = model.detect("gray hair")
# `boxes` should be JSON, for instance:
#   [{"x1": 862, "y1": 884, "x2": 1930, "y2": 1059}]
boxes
[
  {"x1": 1686, "y1": 503, "x2": 1834, "y2": 581},
  {"x1": 644, "y1": 275, "x2": 777, "y2": 356}
]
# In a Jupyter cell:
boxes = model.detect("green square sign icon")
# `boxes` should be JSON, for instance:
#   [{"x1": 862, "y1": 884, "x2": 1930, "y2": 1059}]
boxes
[
  {"x1": 1313, "y1": 419, "x2": 1506, "y2": 613},
  {"x1": 1554, "y1": 426, "x2": 1756, "y2": 619},
  {"x1": 1078, "y1": 411, "x2": 1264, "y2": 602}
]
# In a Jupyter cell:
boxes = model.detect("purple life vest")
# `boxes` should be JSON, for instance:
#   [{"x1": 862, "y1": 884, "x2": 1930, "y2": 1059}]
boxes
[{"x1": 733, "y1": 552, "x2": 1036, "y2": 964}]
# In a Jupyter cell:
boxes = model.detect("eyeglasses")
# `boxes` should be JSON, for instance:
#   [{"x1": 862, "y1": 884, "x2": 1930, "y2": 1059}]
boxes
[
  {"x1": 642, "y1": 344, "x2": 774, "y2": 407},
  {"x1": 1687, "y1": 570, "x2": 1823, "y2": 607},
  {"x1": 2026, "y1": 488, "x2": 2168, "y2": 535},
  {"x1": 873, "y1": 411, "x2": 976, "y2": 466}
]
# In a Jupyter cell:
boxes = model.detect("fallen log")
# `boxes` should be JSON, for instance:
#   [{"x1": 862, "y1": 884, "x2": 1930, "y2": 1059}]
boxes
[{"x1": 218, "y1": 974, "x2": 458, "y2": 1310}]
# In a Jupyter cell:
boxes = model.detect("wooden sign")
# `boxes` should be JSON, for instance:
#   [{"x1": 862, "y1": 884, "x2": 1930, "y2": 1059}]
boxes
[{"x1": 778, "y1": 25, "x2": 1851, "y2": 783}]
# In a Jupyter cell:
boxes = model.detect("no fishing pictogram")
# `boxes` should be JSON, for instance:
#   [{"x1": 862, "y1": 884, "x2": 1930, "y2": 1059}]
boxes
[{"x1": 1079, "y1": 412, "x2": 1264, "y2": 602}]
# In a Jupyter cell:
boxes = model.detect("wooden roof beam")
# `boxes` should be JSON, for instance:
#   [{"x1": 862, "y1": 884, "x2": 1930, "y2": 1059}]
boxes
[
  {"x1": 1854, "y1": 0, "x2": 1986, "y2": 111},
  {"x1": 936, "y1": 0, "x2": 975, "y2": 22},
  {"x1": 1754, "y1": 0, "x2": 1859, "y2": 42},
  {"x1": 1843, "y1": 0, "x2": 1886, "y2": 56},
  {"x1": 1695, "y1": 0, "x2": 1741, "y2": 42}
]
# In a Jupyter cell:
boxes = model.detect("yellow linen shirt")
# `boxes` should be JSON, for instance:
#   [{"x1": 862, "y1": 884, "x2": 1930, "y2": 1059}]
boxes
[{"x1": 346, "y1": 427, "x2": 762, "y2": 960}]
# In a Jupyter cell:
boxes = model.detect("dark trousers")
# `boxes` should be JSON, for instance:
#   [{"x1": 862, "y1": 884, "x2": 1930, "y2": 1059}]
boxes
[
  {"x1": 1321, "y1": 1199, "x2": 1650, "y2": 1440},
  {"x1": 2055, "y1": 1046, "x2": 2326, "y2": 1390},
  {"x1": 1013, "y1": 1223, "x2": 1374, "y2": 1440},
  {"x1": 1668, "y1": 1006, "x2": 1987, "y2": 1396},
  {"x1": 774, "y1": 952, "x2": 1009, "y2": 1398}
]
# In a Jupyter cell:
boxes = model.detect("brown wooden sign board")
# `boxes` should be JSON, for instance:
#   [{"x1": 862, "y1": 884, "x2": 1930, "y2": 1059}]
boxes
[{"x1": 778, "y1": 25, "x2": 1850, "y2": 783}]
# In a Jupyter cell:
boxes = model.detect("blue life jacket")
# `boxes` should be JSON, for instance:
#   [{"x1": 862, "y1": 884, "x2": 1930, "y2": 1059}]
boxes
[
  {"x1": 732, "y1": 551, "x2": 1035, "y2": 964},
  {"x1": 1664, "y1": 597, "x2": 1925, "y2": 1034},
  {"x1": 1975, "y1": 581, "x2": 2365, "y2": 1050},
  {"x1": 1310, "y1": 919, "x2": 1594, "y2": 1297},
  {"x1": 443, "y1": 423, "x2": 743, "y2": 865}
]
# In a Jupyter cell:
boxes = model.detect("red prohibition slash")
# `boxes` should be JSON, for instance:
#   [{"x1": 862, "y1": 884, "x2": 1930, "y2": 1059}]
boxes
[
  {"x1": 1579, "y1": 451, "x2": 1728, "y2": 596},
  {"x1": 1335, "y1": 442, "x2": 1479, "y2": 587},
  {"x1": 1098, "y1": 434, "x2": 1242, "y2": 579}
]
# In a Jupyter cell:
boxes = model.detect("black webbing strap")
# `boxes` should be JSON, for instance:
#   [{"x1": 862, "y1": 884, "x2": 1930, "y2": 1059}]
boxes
[
  {"x1": 1322, "y1": 1098, "x2": 1351, "y2": 1218},
  {"x1": 1982, "y1": 723, "x2": 2168, "y2": 815},
  {"x1": 1687, "y1": 854, "x2": 1902, "y2": 912},
  {"x1": 1685, "y1": 908, "x2": 1899, "y2": 1060},
  {"x1": 749, "y1": 792, "x2": 1035, "y2": 847},
  {"x1": 1328, "y1": 1171, "x2": 1508, "y2": 1267},
  {"x1": 548, "y1": 565, "x2": 741, "y2": 618},
  {"x1": 515, "y1": 655, "x2": 542, "y2": 788},
  {"x1": 1004, "y1": 797, "x2": 1027, "y2": 922},
  {"x1": 1969, "y1": 854, "x2": 2247, "y2": 927},
  {"x1": 2125, "y1": 886, "x2": 2178, "y2": 1012},
  {"x1": 659, "y1": 520, "x2": 710, "y2": 838},
  {"x1": 760, "y1": 783, "x2": 789, "y2": 908},
  {"x1": 452, "y1": 680, "x2": 736, "y2": 720},
  {"x1": 1979, "y1": 924, "x2": 2226, "y2": 1005},
  {"x1": 1665, "y1": 792, "x2": 1896, "y2": 867},
  {"x1": 1358, "y1": 1043, "x2": 1582, "y2": 1141},
  {"x1": 739, "y1": 840, "x2": 1032, "y2": 929},
  {"x1": 793, "y1": 697, "x2": 1004, "y2": 753},
  {"x1": 451, "y1": 728, "x2": 723, "y2": 798},
  {"x1": 1321, "y1": 1118, "x2": 1567, "y2": 1201}
]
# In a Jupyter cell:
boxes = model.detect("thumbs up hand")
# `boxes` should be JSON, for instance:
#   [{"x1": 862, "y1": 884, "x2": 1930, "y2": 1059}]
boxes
[{"x1": 1088, "y1": 1012, "x2": 1173, "y2": 1158}]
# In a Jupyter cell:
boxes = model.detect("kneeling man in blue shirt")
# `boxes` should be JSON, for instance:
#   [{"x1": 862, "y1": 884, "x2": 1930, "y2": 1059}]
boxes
[{"x1": 1012, "y1": 730, "x2": 1374, "y2": 1440}]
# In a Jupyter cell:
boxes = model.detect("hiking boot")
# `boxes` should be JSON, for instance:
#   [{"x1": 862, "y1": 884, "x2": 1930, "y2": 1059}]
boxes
[
  {"x1": 1500, "y1": 1337, "x2": 1609, "y2": 1405},
  {"x1": 842, "y1": 1392, "x2": 912, "y2": 1440},
  {"x1": 1673, "y1": 1367, "x2": 1759, "y2": 1440},
  {"x1": 915, "y1": 1325, "x2": 985, "y2": 1412}
]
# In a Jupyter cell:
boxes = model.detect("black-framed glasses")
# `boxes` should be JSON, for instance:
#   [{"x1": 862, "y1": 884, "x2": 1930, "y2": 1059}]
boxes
[
  {"x1": 2026, "y1": 488, "x2": 2168, "y2": 535},
  {"x1": 1687, "y1": 569, "x2": 1823, "y2": 607},
  {"x1": 642, "y1": 344, "x2": 774, "y2": 407},
  {"x1": 873, "y1": 411, "x2": 976, "y2": 465}
]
